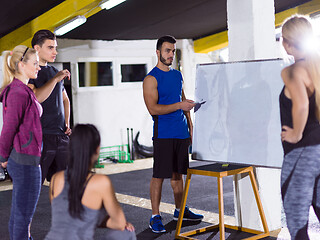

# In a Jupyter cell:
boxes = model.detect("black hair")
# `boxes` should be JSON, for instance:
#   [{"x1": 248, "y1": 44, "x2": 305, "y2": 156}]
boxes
[
  {"x1": 156, "y1": 35, "x2": 176, "y2": 51},
  {"x1": 67, "y1": 124, "x2": 101, "y2": 219},
  {"x1": 31, "y1": 29, "x2": 56, "y2": 48}
]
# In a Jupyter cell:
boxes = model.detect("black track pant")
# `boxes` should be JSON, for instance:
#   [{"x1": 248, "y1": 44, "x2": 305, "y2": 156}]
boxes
[{"x1": 40, "y1": 134, "x2": 69, "y2": 183}]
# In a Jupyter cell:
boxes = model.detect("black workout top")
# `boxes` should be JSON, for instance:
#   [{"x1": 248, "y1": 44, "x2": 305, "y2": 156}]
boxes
[
  {"x1": 279, "y1": 86, "x2": 320, "y2": 155},
  {"x1": 29, "y1": 65, "x2": 66, "y2": 135}
]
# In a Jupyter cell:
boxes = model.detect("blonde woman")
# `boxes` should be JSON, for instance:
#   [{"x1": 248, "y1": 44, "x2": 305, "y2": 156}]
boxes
[
  {"x1": 280, "y1": 15, "x2": 320, "y2": 239},
  {"x1": 0, "y1": 45, "x2": 42, "y2": 239}
]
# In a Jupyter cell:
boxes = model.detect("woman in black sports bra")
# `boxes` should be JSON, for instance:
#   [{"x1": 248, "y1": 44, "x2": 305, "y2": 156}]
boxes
[
  {"x1": 280, "y1": 15, "x2": 320, "y2": 240},
  {"x1": 45, "y1": 124, "x2": 136, "y2": 240}
]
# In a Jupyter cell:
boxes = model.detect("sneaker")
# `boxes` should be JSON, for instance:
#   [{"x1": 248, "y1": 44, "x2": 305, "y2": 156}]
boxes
[
  {"x1": 149, "y1": 215, "x2": 166, "y2": 233},
  {"x1": 173, "y1": 206, "x2": 204, "y2": 221}
]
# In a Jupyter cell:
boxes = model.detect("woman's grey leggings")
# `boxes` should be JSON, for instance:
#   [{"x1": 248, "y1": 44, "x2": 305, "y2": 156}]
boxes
[{"x1": 281, "y1": 145, "x2": 320, "y2": 240}]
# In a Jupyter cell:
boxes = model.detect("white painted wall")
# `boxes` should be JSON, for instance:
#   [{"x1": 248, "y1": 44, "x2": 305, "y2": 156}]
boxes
[
  {"x1": 177, "y1": 39, "x2": 215, "y2": 121},
  {"x1": 55, "y1": 39, "x2": 156, "y2": 148},
  {"x1": 53, "y1": 39, "x2": 212, "y2": 149},
  {"x1": 0, "y1": 38, "x2": 220, "y2": 154},
  {"x1": 0, "y1": 36, "x2": 283, "y2": 159},
  {"x1": 227, "y1": 0, "x2": 282, "y2": 231}
]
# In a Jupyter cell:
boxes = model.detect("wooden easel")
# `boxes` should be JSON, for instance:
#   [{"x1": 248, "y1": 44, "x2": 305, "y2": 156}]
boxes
[{"x1": 175, "y1": 163, "x2": 269, "y2": 240}]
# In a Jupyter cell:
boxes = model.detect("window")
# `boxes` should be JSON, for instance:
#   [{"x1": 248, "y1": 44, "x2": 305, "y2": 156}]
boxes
[
  {"x1": 78, "y1": 62, "x2": 113, "y2": 87},
  {"x1": 121, "y1": 64, "x2": 147, "y2": 82}
]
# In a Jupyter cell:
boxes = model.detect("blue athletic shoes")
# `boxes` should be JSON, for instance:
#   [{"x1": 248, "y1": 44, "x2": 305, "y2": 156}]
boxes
[
  {"x1": 149, "y1": 215, "x2": 166, "y2": 233},
  {"x1": 173, "y1": 206, "x2": 204, "y2": 221}
]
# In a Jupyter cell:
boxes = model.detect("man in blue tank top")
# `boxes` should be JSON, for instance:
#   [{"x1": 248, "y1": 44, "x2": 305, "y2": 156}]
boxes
[{"x1": 143, "y1": 35, "x2": 203, "y2": 233}]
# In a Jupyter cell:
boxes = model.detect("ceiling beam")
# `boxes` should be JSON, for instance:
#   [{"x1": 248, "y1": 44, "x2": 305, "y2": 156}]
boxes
[
  {"x1": 194, "y1": 0, "x2": 320, "y2": 54},
  {"x1": 0, "y1": 0, "x2": 104, "y2": 53}
]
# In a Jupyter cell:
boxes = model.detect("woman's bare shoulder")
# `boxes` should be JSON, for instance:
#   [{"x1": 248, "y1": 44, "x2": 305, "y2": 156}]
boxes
[
  {"x1": 90, "y1": 174, "x2": 112, "y2": 189},
  {"x1": 50, "y1": 171, "x2": 66, "y2": 199},
  {"x1": 52, "y1": 170, "x2": 65, "y2": 183},
  {"x1": 281, "y1": 63, "x2": 308, "y2": 84}
]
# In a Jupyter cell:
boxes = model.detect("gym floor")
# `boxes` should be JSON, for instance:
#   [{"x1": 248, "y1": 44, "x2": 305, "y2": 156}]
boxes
[{"x1": 0, "y1": 158, "x2": 319, "y2": 239}]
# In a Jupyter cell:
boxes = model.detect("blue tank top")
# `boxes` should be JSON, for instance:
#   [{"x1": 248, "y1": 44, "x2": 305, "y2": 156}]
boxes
[
  {"x1": 279, "y1": 86, "x2": 320, "y2": 155},
  {"x1": 147, "y1": 67, "x2": 189, "y2": 139}
]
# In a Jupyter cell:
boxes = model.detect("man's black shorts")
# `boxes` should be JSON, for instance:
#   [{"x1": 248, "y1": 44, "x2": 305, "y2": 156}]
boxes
[{"x1": 152, "y1": 138, "x2": 190, "y2": 178}]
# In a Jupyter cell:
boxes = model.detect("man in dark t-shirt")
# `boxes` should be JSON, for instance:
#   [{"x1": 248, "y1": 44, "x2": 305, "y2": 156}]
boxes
[{"x1": 28, "y1": 30, "x2": 71, "y2": 183}]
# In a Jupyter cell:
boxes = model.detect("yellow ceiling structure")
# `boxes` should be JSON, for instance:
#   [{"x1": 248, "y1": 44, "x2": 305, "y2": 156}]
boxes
[
  {"x1": 194, "y1": 0, "x2": 320, "y2": 53},
  {"x1": 1, "y1": 0, "x2": 320, "y2": 54},
  {"x1": 0, "y1": 0, "x2": 104, "y2": 53}
]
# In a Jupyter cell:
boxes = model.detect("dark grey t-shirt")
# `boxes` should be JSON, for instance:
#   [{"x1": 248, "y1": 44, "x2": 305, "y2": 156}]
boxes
[{"x1": 29, "y1": 65, "x2": 66, "y2": 135}]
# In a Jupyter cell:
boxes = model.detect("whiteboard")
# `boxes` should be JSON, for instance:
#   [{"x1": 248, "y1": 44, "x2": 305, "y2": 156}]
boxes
[{"x1": 192, "y1": 59, "x2": 286, "y2": 168}]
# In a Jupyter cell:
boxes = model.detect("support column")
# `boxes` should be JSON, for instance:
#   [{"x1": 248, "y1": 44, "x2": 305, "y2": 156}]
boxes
[{"x1": 227, "y1": 0, "x2": 282, "y2": 231}]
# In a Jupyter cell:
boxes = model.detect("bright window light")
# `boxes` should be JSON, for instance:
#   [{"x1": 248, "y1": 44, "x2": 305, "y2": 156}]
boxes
[
  {"x1": 275, "y1": 27, "x2": 281, "y2": 41},
  {"x1": 301, "y1": 35, "x2": 319, "y2": 52},
  {"x1": 219, "y1": 48, "x2": 229, "y2": 62},
  {"x1": 311, "y1": 15, "x2": 320, "y2": 37},
  {"x1": 100, "y1": 0, "x2": 126, "y2": 10},
  {"x1": 54, "y1": 16, "x2": 87, "y2": 36},
  {"x1": 300, "y1": 16, "x2": 320, "y2": 52}
]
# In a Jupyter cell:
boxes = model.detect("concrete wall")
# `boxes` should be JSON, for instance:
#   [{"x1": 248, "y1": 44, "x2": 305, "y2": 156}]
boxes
[
  {"x1": 55, "y1": 39, "x2": 217, "y2": 148},
  {"x1": 55, "y1": 39, "x2": 156, "y2": 148},
  {"x1": 0, "y1": 39, "x2": 283, "y2": 149},
  {"x1": 0, "y1": 39, "x2": 214, "y2": 150}
]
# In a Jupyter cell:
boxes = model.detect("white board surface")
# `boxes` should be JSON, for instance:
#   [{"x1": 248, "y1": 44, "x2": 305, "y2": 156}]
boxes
[{"x1": 192, "y1": 59, "x2": 286, "y2": 168}]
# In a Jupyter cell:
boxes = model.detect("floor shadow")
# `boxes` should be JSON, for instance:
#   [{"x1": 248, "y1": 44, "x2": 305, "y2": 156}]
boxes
[
  {"x1": 178, "y1": 227, "x2": 279, "y2": 240},
  {"x1": 165, "y1": 219, "x2": 203, "y2": 233},
  {"x1": 136, "y1": 220, "x2": 203, "y2": 240}
]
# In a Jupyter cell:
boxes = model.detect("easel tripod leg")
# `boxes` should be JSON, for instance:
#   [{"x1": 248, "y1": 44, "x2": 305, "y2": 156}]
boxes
[
  {"x1": 175, "y1": 172, "x2": 192, "y2": 238},
  {"x1": 218, "y1": 176, "x2": 225, "y2": 240},
  {"x1": 248, "y1": 168, "x2": 269, "y2": 234}
]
